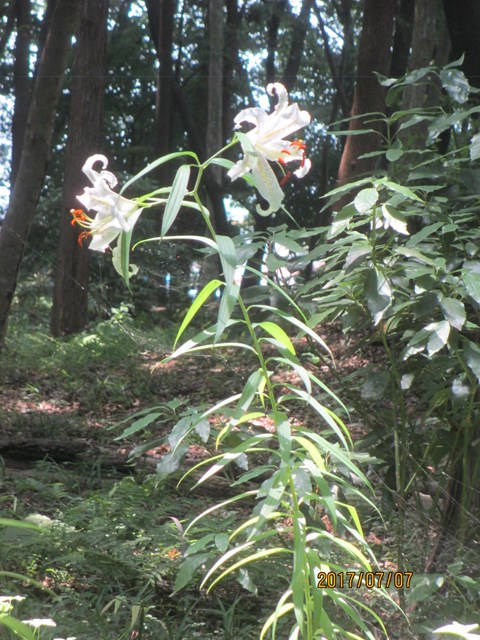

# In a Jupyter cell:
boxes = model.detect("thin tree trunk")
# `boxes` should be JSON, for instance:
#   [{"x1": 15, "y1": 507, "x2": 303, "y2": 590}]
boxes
[
  {"x1": 171, "y1": 81, "x2": 229, "y2": 236},
  {"x1": 207, "y1": 0, "x2": 224, "y2": 183},
  {"x1": 0, "y1": 0, "x2": 84, "y2": 348},
  {"x1": 337, "y1": 0, "x2": 395, "y2": 186},
  {"x1": 402, "y1": 0, "x2": 440, "y2": 112},
  {"x1": 265, "y1": 0, "x2": 287, "y2": 86},
  {"x1": 223, "y1": 0, "x2": 238, "y2": 138},
  {"x1": 443, "y1": 0, "x2": 480, "y2": 87},
  {"x1": 314, "y1": 3, "x2": 349, "y2": 118},
  {"x1": 50, "y1": 0, "x2": 108, "y2": 337},
  {"x1": 389, "y1": 0, "x2": 415, "y2": 79},
  {"x1": 281, "y1": 0, "x2": 314, "y2": 92},
  {"x1": 11, "y1": 0, "x2": 32, "y2": 187}
]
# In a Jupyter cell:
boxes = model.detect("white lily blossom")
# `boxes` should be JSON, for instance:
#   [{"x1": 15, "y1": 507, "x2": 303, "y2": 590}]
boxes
[
  {"x1": 23, "y1": 618, "x2": 57, "y2": 628},
  {"x1": 228, "y1": 83, "x2": 311, "y2": 215},
  {"x1": 73, "y1": 154, "x2": 141, "y2": 251}
]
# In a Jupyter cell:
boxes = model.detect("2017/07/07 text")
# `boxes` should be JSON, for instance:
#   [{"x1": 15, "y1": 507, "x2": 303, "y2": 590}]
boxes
[{"x1": 317, "y1": 571, "x2": 413, "y2": 589}]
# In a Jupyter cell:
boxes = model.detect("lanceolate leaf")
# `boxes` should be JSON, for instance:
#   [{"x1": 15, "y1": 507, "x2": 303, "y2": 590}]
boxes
[
  {"x1": 216, "y1": 235, "x2": 240, "y2": 341},
  {"x1": 161, "y1": 164, "x2": 191, "y2": 236},
  {"x1": 120, "y1": 151, "x2": 199, "y2": 194},
  {"x1": 258, "y1": 321, "x2": 296, "y2": 355},
  {"x1": 174, "y1": 279, "x2": 223, "y2": 347},
  {"x1": 364, "y1": 267, "x2": 392, "y2": 325}
]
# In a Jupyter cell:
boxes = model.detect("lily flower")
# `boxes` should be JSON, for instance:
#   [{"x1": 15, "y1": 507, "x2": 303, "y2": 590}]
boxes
[
  {"x1": 228, "y1": 83, "x2": 311, "y2": 215},
  {"x1": 72, "y1": 154, "x2": 141, "y2": 251}
]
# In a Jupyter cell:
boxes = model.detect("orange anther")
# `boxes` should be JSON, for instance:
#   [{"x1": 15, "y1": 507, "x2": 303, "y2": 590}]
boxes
[
  {"x1": 77, "y1": 231, "x2": 91, "y2": 246},
  {"x1": 70, "y1": 208, "x2": 87, "y2": 226}
]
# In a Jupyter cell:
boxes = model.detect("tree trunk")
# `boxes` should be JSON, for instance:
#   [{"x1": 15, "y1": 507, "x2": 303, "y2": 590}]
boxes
[
  {"x1": 223, "y1": 0, "x2": 239, "y2": 137},
  {"x1": 0, "y1": 0, "x2": 84, "y2": 348},
  {"x1": 11, "y1": 0, "x2": 32, "y2": 187},
  {"x1": 402, "y1": 0, "x2": 441, "y2": 112},
  {"x1": 389, "y1": 0, "x2": 415, "y2": 79},
  {"x1": 337, "y1": 0, "x2": 395, "y2": 186},
  {"x1": 281, "y1": 0, "x2": 315, "y2": 92},
  {"x1": 443, "y1": 0, "x2": 480, "y2": 88},
  {"x1": 146, "y1": 0, "x2": 176, "y2": 189},
  {"x1": 50, "y1": 0, "x2": 108, "y2": 337},
  {"x1": 265, "y1": 0, "x2": 287, "y2": 86},
  {"x1": 396, "y1": 0, "x2": 443, "y2": 154},
  {"x1": 207, "y1": 0, "x2": 224, "y2": 181}
]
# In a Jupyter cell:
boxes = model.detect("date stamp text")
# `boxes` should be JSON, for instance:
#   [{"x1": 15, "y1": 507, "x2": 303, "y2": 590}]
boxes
[{"x1": 317, "y1": 571, "x2": 413, "y2": 589}]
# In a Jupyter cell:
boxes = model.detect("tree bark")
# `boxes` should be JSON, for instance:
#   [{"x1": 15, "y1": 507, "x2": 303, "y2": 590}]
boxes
[
  {"x1": 389, "y1": 0, "x2": 415, "y2": 79},
  {"x1": 223, "y1": 0, "x2": 239, "y2": 138},
  {"x1": 50, "y1": 0, "x2": 108, "y2": 337},
  {"x1": 443, "y1": 0, "x2": 480, "y2": 88},
  {"x1": 11, "y1": 0, "x2": 32, "y2": 187},
  {"x1": 265, "y1": 0, "x2": 287, "y2": 86},
  {"x1": 146, "y1": 0, "x2": 176, "y2": 186},
  {"x1": 281, "y1": 0, "x2": 315, "y2": 92},
  {"x1": 402, "y1": 0, "x2": 441, "y2": 112},
  {"x1": 207, "y1": 0, "x2": 224, "y2": 186},
  {"x1": 337, "y1": 0, "x2": 395, "y2": 186},
  {"x1": 0, "y1": 0, "x2": 85, "y2": 348}
]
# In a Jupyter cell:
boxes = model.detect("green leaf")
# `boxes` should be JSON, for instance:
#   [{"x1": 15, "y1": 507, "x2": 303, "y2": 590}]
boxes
[
  {"x1": 214, "y1": 533, "x2": 230, "y2": 553},
  {"x1": 470, "y1": 132, "x2": 480, "y2": 162},
  {"x1": 235, "y1": 370, "x2": 265, "y2": 415},
  {"x1": 258, "y1": 321, "x2": 296, "y2": 355},
  {"x1": 353, "y1": 188, "x2": 379, "y2": 214},
  {"x1": 216, "y1": 235, "x2": 240, "y2": 341},
  {"x1": 407, "y1": 222, "x2": 444, "y2": 247},
  {"x1": 464, "y1": 339, "x2": 480, "y2": 383},
  {"x1": 381, "y1": 204, "x2": 409, "y2": 235},
  {"x1": 112, "y1": 230, "x2": 138, "y2": 289},
  {"x1": 386, "y1": 140, "x2": 403, "y2": 162},
  {"x1": 0, "y1": 518, "x2": 42, "y2": 532},
  {"x1": 440, "y1": 297, "x2": 466, "y2": 330},
  {"x1": 426, "y1": 320, "x2": 450, "y2": 356},
  {"x1": 0, "y1": 616, "x2": 36, "y2": 640},
  {"x1": 433, "y1": 621, "x2": 480, "y2": 639},
  {"x1": 406, "y1": 574, "x2": 444, "y2": 606},
  {"x1": 120, "y1": 151, "x2": 199, "y2": 194},
  {"x1": 217, "y1": 284, "x2": 240, "y2": 343},
  {"x1": 345, "y1": 245, "x2": 371, "y2": 270},
  {"x1": 381, "y1": 179, "x2": 424, "y2": 203},
  {"x1": 173, "y1": 553, "x2": 211, "y2": 593},
  {"x1": 113, "y1": 411, "x2": 162, "y2": 440},
  {"x1": 364, "y1": 268, "x2": 392, "y2": 325},
  {"x1": 361, "y1": 371, "x2": 390, "y2": 401},
  {"x1": 195, "y1": 419, "x2": 210, "y2": 442},
  {"x1": 174, "y1": 279, "x2": 223, "y2": 347},
  {"x1": 328, "y1": 204, "x2": 356, "y2": 238},
  {"x1": 274, "y1": 412, "x2": 292, "y2": 463},
  {"x1": 161, "y1": 164, "x2": 191, "y2": 236},
  {"x1": 440, "y1": 68, "x2": 470, "y2": 104},
  {"x1": 462, "y1": 261, "x2": 480, "y2": 307}
]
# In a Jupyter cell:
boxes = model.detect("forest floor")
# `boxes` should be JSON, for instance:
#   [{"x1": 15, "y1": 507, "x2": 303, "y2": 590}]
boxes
[{"x1": 0, "y1": 299, "x2": 476, "y2": 640}]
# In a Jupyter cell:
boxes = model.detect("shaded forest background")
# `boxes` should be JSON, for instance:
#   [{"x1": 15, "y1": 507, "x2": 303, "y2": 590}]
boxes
[
  {"x1": 1, "y1": 1, "x2": 480, "y2": 639},
  {"x1": 1, "y1": 0, "x2": 479, "y2": 339}
]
